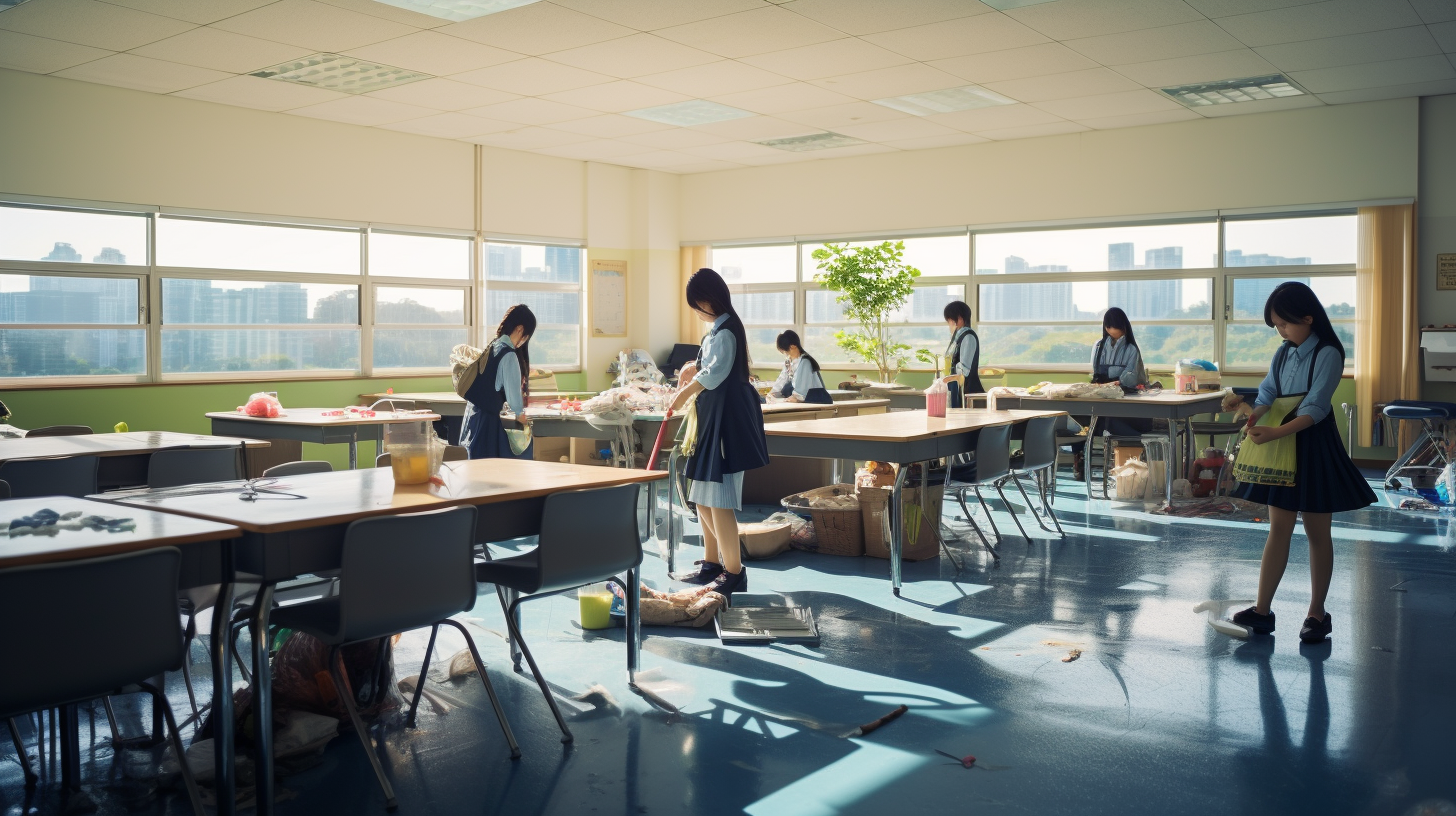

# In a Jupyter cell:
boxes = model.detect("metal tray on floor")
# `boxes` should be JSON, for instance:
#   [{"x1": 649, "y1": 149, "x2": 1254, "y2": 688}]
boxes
[{"x1": 715, "y1": 605, "x2": 820, "y2": 645}]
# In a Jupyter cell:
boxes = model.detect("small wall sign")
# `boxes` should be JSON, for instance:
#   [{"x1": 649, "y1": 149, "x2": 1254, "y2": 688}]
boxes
[{"x1": 1440, "y1": 253, "x2": 1456, "y2": 291}]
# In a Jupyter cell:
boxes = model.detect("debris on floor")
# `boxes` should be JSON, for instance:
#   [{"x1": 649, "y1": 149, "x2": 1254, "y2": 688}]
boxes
[
  {"x1": 1151, "y1": 497, "x2": 1267, "y2": 521},
  {"x1": 935, "y1": 750, "x2": 976, "y2": 769},
  {"x1": 1061, "y1": 649, "x2": 1082, "y2": 663},
  {"x1": 839, "y1": 704, "x2": 908, "y2": 738}
]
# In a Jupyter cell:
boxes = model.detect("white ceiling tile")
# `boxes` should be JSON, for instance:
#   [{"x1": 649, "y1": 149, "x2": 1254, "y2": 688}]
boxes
[
  {"x1": 811, "y1": 63, "x2": 967, "y2": 100},
  {"x1": 619, "y1": 127, "x2": 735, "y2": 148},
  {"x1": 677, "y1": 140, "x2": 788, "y2": 160},
  {"x1": 740, "y1": 38, "x2": 911, "y2": 81},
  {"x1": 1032, "y1": 88, "x2": 1181, "y2": 118},
  {"x1": 927, "y1": 103, "x2": 1066, "y2": 131},
  {"x1": 654, "y1": 6, "x2": 841, "y2": 58},
  {"x1": 930, "y1": 43, "x2": 1098, "y2": 84},
  {"x1": 461, "y1": 96, "x2": 600, "y2": 124},
  {"x1": 1182, "y1": 0, "x2": 1322, "y2": 17},
  {"x1": 985, "y1": 67, "x2": 1143, "y2": 103},
  {"x1": 1066, "y1": 20, "x2": 1246, "y2": 65},
  {"x1": 366, "y1": 78, "x2": 519, "y2": 110},
  {"x1": 551, "y1": 0, "x2": 765, "y2": 30},
  {"x1": 977, "y1": 121, "x2": 1089, "y2": 139},
  {"x1": 1255, "y1": 26, "x2": 1443, "y2": 72},
  {"x1": 99, "y1": 0, "x2": 276, "y2": 25},
  {"x1": 833, "y1": 116, "x2": 963, "y2": 141},
  {"x1": 1316, "y1": 76, "x2": 1456, "y2": 103},
  {"x1": 545, "y1": 33, "x2": 719, "y2": 78},
  {"x1": 1214, "y1": 0, "x2": 1425, "y2": 48},
  {"x1": 777, "y1": 100, "x2": 908, "y2": 129},
  {"x1": 736, "y1": 151, "x2": 817, "y2": 165},
  {"x1": 452, "y1": 57, "x2": 614, "y2": 95},
  {"x1": 1074, "y1": 107, "x2": 1202, "y2": 128},
  {"x1": 439, "y1": 2, "x2": 633, "y2": 56},
  {"x1": 612, "y1": 150, "x2": 709, "y2": 167},
  {"x1": 690, "y1": 114, "x2": 821, "y2": 139},
  {"x1": 778, "y1": 0, "x2": 994, "y2": 36},
  {"x1": 540, "y1": 80, "x2": 690, "y2": 112},
  {"x1": 1433, "y1": 21, "x2": 1456, "y2": 51},
  {"x1": 130, "y1": 27, "x2": 311, "y2": 74},
  {"x1": 861, "y1": 13, "x2": 1050, "y2": 61},
  {"x1": 672, "y1": 160, "x2": 750, "y2": 173},
  {"x1": 211, "y1": 0, "x2": 420, "y2": 53},
  {"x1": 710, "y1": 81, "x2": 859, "y2": 114},
  {"x1": 345, "y1": 31, "x2": 522, "y2": 76},
  {"x1": 53, "y1": 52, "x2": 230, "y2": 91},
  {"x1": 1410, "y1": 0, "x2": 1456, "y2": 24},
  {"x1": 882, "y1": 132, "x2": 990, "y2": 149},
  {"x1": 1190, "y1": 92, "x2": 1324, "y2": 115},
  {"x1": 309, "y1": 0, "x2": 451, "y2": 28},
  {"x1": 791, "y1": 142, "x2": 899, "y2": 159},
  {"x1": 376, "y1": 111, "x2": 519, "y2": 137},
  {"x1": 636, "y1": 60, "x2": 794, "y2": 96},
  {"x1": 1292, "y1": 53, "x2": 1456, "y2": 92},
  {"x1": 533, "y1": 139, "x2": 655, "y2": 160},
  {"x1": 1009, "y1": 0, "x2": 1204, "y2": 40},
  {"x1": 172, "y1": 73, "x2": 349, "y2": 110},
  {"x1": 0, "y1": 29, "x2": 112, "y2": 73},
  {"x1": 285, "y1": 94, "x2": 437, "y2": 124},
  {"x1": 0, "y1": 0, "x2": 194, "y2": 51},
  {"x1": 547, "y1": 113, "x2": 673, "y2": 137},
  {"x1": 1114, "y1": 48, "x2": 1279, "y2": 87},
  {"x1": 462, "y1": 126, "x2": 595, "y2": 149}
]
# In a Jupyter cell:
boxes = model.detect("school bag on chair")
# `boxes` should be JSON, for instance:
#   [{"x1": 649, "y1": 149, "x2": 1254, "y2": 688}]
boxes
[{"x1": 449, "y1": 344, "x2": 487, "y2": 399}]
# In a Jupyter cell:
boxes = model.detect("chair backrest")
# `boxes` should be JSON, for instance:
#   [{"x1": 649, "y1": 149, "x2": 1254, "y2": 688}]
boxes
[
  {"x1": 0, "y1": 456, "x2": 99, "y2": 498},
  {"x1": 974, "y1": 424, "x2": 1012, "y2": 483},
  {"x1": 263, "y1": 460, "x2": 333, "y2": 478},
  {"x1": 0, "y1": 548, "x2": 184, "y2": 717},
  {"x1": 336, "y1": 506, "x2": 478, "y2": 643},
  {"x1": 444, "y1": 445, "x2": 468, "y2": 462},
  {"x1": 1019, "y1": 417, "x2": 1059, "y2": 472},
  {"x1": 25, "y1": 425, "x2": 93, "y2": 437},
  {"x1": 0, "y1": 480, "x2": 9, "y2": 499},
  {"x1": 533, "y1": 483, "x2": 643, "y2": 595},
  {"x1": 147, "y1": 447, "x2": 242, "y2": 489},
  {"x1": 375, "y1": 452, "x2": 391, "y2": 468}
]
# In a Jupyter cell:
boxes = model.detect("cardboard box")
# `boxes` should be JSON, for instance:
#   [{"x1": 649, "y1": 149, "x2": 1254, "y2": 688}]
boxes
[
  {"x1": 739, "y1": 521, "x2": 792, "y2": 560},
  {"x1": 1113, "y1": 443, "x2": 1143, "y2": 470},
  {"x1": 743, "y1": 456, "x2": 833, "y2": 504},
  {"x1": 859, "y1": 484, "x2": 941, "y2": 561},
  {"x1": 533, "y1": 436, "x2": 571, "y2": 463}
]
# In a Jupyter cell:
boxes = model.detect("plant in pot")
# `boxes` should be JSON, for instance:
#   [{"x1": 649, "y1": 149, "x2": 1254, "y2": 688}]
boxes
[{"x1": 811, "y1": 241, "x2": 928, "y2": 384}]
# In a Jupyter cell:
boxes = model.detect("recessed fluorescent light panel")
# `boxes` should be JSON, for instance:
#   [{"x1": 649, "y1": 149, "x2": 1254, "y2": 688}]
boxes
[
  {"x1": 753, "y1": 132, "x2": 868, "y2": 152},
  {"x1": 370, "y1": 0, "x2": 542, "y2": 22},
  {"x1": 873, "y1": 85, "x2": 1016, "y2": 116},
  {"x1": 624, "y1": 100, "x2": 754, "y2": 127},
  {"x1": 1161, "y1": 74, "x2": 1306, "y2": 107},
  {"x1": 251, "y1": 54, "x2": 432, "y2": 94}
]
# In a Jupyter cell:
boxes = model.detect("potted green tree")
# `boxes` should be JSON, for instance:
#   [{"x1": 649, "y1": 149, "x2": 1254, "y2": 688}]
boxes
[{"x1": 811, "y1": 241, "x2": 926, "y2": 383}]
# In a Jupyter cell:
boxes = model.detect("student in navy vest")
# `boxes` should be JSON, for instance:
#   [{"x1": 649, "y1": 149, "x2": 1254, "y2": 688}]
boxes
[
  {"x1": 459, "y1": 304, "x2": 535, "y2": 460},
  {"x1": 1072, "y1": 307, "x2": 1153, "y2": 480},
  {"x1": 1228, "y1": 282, "x2": 1375, "y2": 645},
  {"x1": 771, "y1": 330, "x2": 832, "y2": 404},
  {"x1": 942, "y1": 301, "x2": 983, "y2": 408},
  {"x1": 669, "y1": 268, "x2": 770, "y2": 597}
]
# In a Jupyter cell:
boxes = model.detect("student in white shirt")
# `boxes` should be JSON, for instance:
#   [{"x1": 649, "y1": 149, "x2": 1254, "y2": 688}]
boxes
[{"x1": 771, "y1": 330, "x2": 831, "y2": 404}]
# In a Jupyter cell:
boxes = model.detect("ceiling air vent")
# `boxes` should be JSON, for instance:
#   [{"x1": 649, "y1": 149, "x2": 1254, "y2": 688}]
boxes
[
  {"x1": 251, "y1": 54, "x2": 432, "y2": 94},
  {"x1": 624, "y1": 100, "x2": 755, "y2": 127},
  {"x1": 753, "y1": 132, "x2": 868, "y2": 152}
]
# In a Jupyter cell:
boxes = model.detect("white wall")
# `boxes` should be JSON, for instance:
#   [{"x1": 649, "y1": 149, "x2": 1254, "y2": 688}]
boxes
[
  {"x1": 1418, "y1": 94, "x2": 1456, "y2": 403},
  {"x1": 679, "y1": 98, "x2": 1420, "y2": 243}
]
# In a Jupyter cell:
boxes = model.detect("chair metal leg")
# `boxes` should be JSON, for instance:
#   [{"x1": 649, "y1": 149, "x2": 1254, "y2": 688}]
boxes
[
  {"x1": 438, "y1": 619, "x2": 521, "y2": 759},
  {"x1": 100, "y1": 696, "x2": 123, "y2": 744},
  {"x1": 1036, "y1": 471, "x2": 1066, "y2": 538},
  {"x1": 1013, "y1": 475, "x2": 1056, "y2": 534},
  {"x1": 8, "y1": 717, "x2": 37, "y2": 788},
  {"x1": 230, "y1": 619, "x2": 252, "y2": 686},
  {"x1": 406, "y1": 625, "x2": 439, "y2": 728},
  {"x1": 137, "y1": 682, "x2": 206, "y2": 816},
  {"x1": 993, "y1": 478, "x2": 1031, "y2": 541},
  {"x1": 972, "y1": 486, "x2": 1004, "y2": 540},
  {"x1": 501, "y1": 596, "x2": 573, "y2": 743},
  {"x1": 954, "y1": 487, "x2": 998, "y2": 558},
  {"x1": 329, "y1": 648, "x2": 398, "y2": 811}
]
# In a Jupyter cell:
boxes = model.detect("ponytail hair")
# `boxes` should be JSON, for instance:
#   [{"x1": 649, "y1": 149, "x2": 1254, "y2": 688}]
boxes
[
  {"x1": 776, "y1": 329, "x2": 820, "y2": 373},
  {"x1": 494, "y1": 304, "x2": 537, "y2": 396},
  {"x1": 685, "y1": 268, "x2": 752, "y2": 380},
  {"x1": 1263, "y1": 281, "x2": 1345, "y2": 359}
]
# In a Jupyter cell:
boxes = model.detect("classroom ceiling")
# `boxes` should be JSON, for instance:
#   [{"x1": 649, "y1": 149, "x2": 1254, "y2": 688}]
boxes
[{"x1": 3, "y1": 0, "x2": 1454, "y2": 174}]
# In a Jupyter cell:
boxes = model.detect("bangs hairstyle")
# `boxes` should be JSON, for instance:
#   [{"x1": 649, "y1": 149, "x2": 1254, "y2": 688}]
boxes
[
  {"x1": 685, "y1": 267, "x2": 752, "y2": 380},
  {"x1": 776, "y1": 329, "x2": 819, "y2": 373},
  {"x1": 1264, "y1": 281, "x2": 1346, "y2": 359},
  {"x1": 1101, "y1": 307, "x2": 1136, "y2": 347},
  {"x1": 943, "y1": 300, "x2": 971, "y2": 325},
  {"x1": 494, "y1": 303, "x2": 537, "y2": 395}
]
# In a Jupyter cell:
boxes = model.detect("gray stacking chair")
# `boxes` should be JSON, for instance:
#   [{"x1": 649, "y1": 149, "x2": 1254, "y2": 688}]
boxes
[
  {"x1": 146, "y1": 446, "x2": 242, "y2": 489},
  {"x1": 270, "y1": 506, "x2": 518, "y2": 810},
  {"x1": 0, "y1": 456, "x2": 99, "y2": 497},
  {"x1": 0, "y1": 548, "x2": 205, "y2": 815},
  {"x1": 25, "y1": 425, "x2": 93, "y2": 437},
  {"x1": 1007, "y1": 416, "x2": 1065, "y2": 539},
  {"x1": 262, "y1": 460, "x2": 333, "y2": 478},
  {"x1": 945, "y1": 424, "x2": 1026, "y2": 556},
  {"x1": 475, "y1": 483, "x2": 643, "y2": 744}
]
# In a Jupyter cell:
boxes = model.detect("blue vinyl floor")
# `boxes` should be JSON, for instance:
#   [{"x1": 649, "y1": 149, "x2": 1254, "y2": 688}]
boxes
[{"x1": 4, "y1": 470, "x2": 1456, "y2": 816}]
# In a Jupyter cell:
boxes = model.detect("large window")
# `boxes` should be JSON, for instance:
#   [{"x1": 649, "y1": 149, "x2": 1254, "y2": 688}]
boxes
[
  {"x1": 484, "y1": 242, "x2": 582, "y2": 369},
  {"x1": 0, "y1": 273, "x2": 146, "y2": 378}
]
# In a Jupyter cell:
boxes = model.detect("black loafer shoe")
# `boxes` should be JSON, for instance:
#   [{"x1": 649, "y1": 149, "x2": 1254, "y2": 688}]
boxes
[
  {"x1": 1299, "y1": 613, "x2": 1332, "y2": 643},
  {"x1": 1231, "y1": 605, "x2": 1276, "y2": 635},
  {"x1": 674, "y1": 560, "x2": 723, "y2": 585},
  {"x1": 706, "y1": 566, "x2": 747, "y2": 596}
]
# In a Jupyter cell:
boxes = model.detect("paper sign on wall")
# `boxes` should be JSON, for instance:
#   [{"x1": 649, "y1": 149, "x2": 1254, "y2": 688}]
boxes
[
  {"x1": 1439, "y1": 253, "x2": 1456, "y2": 291},
  {"x1": 590, "y1": 259, "x2": 628, "y2": 337}
]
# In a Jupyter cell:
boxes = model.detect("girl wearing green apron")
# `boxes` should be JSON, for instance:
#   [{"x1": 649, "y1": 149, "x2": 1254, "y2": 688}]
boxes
[{"x1": 1230, "y1": 282, "x2": 1375, "y2": 644}]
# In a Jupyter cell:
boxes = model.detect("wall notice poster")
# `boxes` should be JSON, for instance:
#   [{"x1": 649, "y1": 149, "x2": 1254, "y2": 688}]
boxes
[
  {"x1": 1439, "y1": 253, "x2": 1456, "y2": 291},
  {"x1": 590, "y1": 259, "x2": 628, "y2": 337}
]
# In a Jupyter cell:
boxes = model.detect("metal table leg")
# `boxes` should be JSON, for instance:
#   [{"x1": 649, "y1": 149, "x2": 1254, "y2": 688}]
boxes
[
  {"x1": 1166, "y1": 422, "x2": 1178, "y2": 510},
  {"x1": 1085, "y1": 407, "x2": 1098, "y2": 501},
  {"x1": 626, "y1": 567, "x2": 640, "y2": 683},
  {"x1": 890, "y1": 464, "x2": 909, "y2": 595},
  {"x1": 211, "y1": 559, "x2": 237, "y2": 816},
  {"x1": 250, "y1": 583, "x2": 276, "y2": 816},
  {"x1": 348, "y1": 429, "x2": 358, "y2": 470}
]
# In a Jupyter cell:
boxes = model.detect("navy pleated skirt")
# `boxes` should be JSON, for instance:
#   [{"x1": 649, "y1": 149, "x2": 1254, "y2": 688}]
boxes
[{"x1": 1235, "y1": 413, "x2": 1375, "y2": 514}]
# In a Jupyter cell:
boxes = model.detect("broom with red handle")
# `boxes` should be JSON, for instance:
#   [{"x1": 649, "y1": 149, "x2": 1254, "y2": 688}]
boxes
[{"x1": 647, "y1": 408, "x2": 674, "y2": 471}]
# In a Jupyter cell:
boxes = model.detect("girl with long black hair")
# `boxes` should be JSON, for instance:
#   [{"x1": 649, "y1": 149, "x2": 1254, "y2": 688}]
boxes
[
  {"x1": 772, "y1": 330, "x2": 832, "y2": 405},
  {"x1": 459, "y1": 304, "x2": 536, "y2": 460},
  {"x1": 1229, "y1": 282, "x2": 1375, "y2": 644},
  {"x1": 1072, "y1": 307, "x2": 1152, "y2": 479},
  {"x1": 668, "y1": 268, "x2": 770, "y2": 596}
]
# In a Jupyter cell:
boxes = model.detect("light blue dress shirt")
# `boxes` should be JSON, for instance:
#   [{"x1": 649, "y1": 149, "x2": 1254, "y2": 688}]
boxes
[
  {"x1": 771, "y1": 358, "x2": 793, "y2": 395},
  {"x1": 491, "y1": 334, "x2": 525, "y2": 415},
  {"x1": 695, "y1": 313, "x2": 734, "y2": 390},
  {"x1": 1092, "y1": 336, "x2": 1147, "y2": 390},
  {"x1": 790, "y1": 356, "x2": 825, "y2": 399},
  {"x1": 1254, "y1": 333, "x2": 1343, "y2": 423},
  {"x1": 949, "y1": 327, "x2": 977, "y2": 378}
]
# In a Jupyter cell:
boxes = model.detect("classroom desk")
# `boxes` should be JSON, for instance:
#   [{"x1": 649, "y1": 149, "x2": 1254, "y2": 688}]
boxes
[
  {"x1": 993, "y1": 391, "x2": 1225, "y2": 503},
  {"x1": 206, "y1": 409, "x2": 440, "y2": 470},
  {"x1": 0, "y1": 431, "x2": 270, "y2": 490},
  {"x1": 358, "y1": 390, "x2": 595, "y2": 416},
  {"x1": 876, "y1": 389, "x2": 994, "y2": 410},
  {"x1": 0, "y1": 497, "x2": 242, "y2": 812},
  {"x1": 101, "y1": 459, "x2": 664, "y2": 816}
]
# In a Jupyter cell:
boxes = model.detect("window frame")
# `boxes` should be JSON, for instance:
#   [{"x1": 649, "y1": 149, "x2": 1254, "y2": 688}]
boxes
[{"x1": 480, "y1": 239, "x2": 585, "y2": 372}]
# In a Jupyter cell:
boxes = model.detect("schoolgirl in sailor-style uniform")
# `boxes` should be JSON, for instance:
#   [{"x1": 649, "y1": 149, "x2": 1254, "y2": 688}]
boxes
[{"x1": 773, "y1": 330, "x2": 832, "y2": 405}]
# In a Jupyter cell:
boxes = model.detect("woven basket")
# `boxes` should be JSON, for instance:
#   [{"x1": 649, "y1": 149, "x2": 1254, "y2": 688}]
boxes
[{"x1": 782, "y1": 485, "x2": 864, "y2": 557}]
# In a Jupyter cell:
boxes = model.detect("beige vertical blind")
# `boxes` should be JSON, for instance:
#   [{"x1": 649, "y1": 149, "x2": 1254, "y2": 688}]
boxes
[{"x1": 1354, "y1": 204, "x2": 1419, "y2": 448}]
